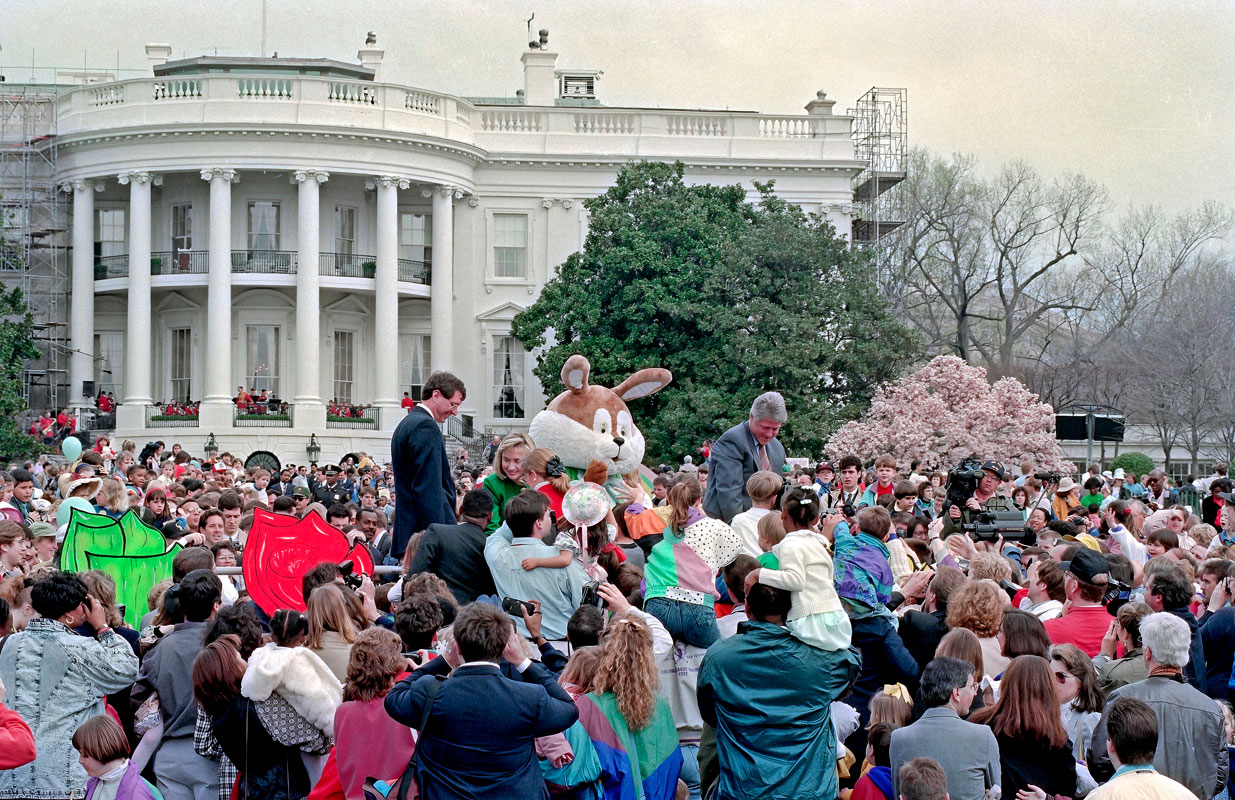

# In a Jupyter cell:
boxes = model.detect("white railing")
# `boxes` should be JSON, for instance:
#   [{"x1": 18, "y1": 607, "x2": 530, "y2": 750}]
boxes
[
  {"x1": 574, "y1": 112, "x2": 636, "y2": 134},
  {"x1": 329, "y1": 81, "x2": 377, "y2": 105},
  {"x1": 759, "y1": 116, "x2": 815, "y2": 137},
  {"x1": 403, "y1": 90, "x2": 442, "y2": 115},
  {"x1": 237, "y1": 78, "x2": 294, "y2": 99},
  {"x1": 665, "y1": 114, "x2": 728, "y2": 136},
  {"x1": 57, "y1": 76, "x2": 854, "y2": 162},
  {"x1": 88, "y1": 85, "x2": 125, "y2": 107},
  {"x1": 152, "y1": 79, "x2": 202, "y2": 100},
  {"x1": 480, "y1": 109, "x2": 543, "y2": 132}
]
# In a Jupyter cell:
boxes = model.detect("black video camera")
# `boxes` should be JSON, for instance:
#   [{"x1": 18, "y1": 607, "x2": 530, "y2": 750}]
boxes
[
  {"x1": 944, "y1": 459, "x2": 985, "y2": 514},
  {"x1": 1034, "y1": 471, "x2": 1063, "y2": 483},
  {"x1": 967, "y1": 510, "x2": 1035, "y2": 542},
  {"x1": 338, "y1": 560, "x2": 364, "y2": 591},
  {"x1": 580, "y1": 581, "x2": 606, "y2": 609}
]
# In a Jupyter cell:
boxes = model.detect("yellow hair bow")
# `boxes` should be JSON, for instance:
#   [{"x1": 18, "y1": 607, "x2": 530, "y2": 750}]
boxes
[{"x1": 882, "y1": 683, "x2": 913, "y2": 707}]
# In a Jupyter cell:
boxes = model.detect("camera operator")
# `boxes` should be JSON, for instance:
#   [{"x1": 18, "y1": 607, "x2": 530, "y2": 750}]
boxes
[{"x1": 941, "y1": 460, "x2": 1018, "y2": 537}]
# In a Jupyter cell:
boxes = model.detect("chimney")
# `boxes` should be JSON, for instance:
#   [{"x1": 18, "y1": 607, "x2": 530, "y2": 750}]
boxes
[
  {"x1": 358, "y1": 44, "x2": 384, "y2": 81},
  {"x1": 521, "y1": 29, "x2": 557, "y2": 106},
  {"x1": 145, "y1": 43, "x2": 173, "y2": 76}
]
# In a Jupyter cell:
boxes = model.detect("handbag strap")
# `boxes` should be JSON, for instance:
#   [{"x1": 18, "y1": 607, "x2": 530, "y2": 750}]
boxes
[{"x1": 397, "y1": 675, "x2": 444, "y2": 800}]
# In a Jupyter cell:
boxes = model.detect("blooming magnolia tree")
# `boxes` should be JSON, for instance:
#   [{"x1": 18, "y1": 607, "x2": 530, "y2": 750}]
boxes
[{"x1": 824, "y1": 355, "x2": 1072, "y2": 473}]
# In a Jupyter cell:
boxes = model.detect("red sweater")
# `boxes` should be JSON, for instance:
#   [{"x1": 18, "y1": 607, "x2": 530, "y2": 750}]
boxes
[
  {"x1": 0, "y1": 703, "x2": 35, "y2": 770},
  {"x1": 1043, "y1": 604, "x2": 1112, "y2": 658}
]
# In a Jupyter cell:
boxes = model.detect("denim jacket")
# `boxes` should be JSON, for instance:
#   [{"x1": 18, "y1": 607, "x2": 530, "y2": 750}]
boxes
[{"x1": 0, "y1": 618, "x2": 139, "y2": 799}]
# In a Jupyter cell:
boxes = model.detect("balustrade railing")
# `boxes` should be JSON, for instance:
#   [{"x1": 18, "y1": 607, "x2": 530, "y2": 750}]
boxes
[
  {"x1": 320, "y1": 253, "x2": 377, "y2": 278},
  {"x1": 397, "y1": 259, "x2": 430, "y2": 284},
  {"x1": 95, "y1": 255, "x2": 128, "y2": 279},
  {"x1": 151, "y1": 250, "x2": 208, "y2": 274},
  {"x1": 147, "y1": 405, "x2": 200, "y2": 428},
  {"x1": 236, "y1": 78, "x2": 294, "y2": 100},
  {"x1": 231, "y1": 250, "x2": 298, "y2": 274},
  {"x1": 152, "y1": 79, "x2": 202, "y2": 100}
]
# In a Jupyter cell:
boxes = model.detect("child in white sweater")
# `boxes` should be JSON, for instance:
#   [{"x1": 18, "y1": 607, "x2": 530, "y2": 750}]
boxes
[{"x1": 745, "y1": 484, "x2": 851, "y2": 651}]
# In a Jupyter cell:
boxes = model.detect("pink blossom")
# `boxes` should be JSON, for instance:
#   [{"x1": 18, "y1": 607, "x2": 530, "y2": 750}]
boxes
[{"x1": 825, "y1": 355, "x2": 1072, "y2": 473}]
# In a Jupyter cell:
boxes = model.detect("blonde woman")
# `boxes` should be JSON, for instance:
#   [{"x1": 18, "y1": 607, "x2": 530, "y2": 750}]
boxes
[
  {"x1": 305, "y1": 583, "x2": 365, "y2": 682},
  {"x1": 481, "y1": 432, "x2": 535, "y2": 534},
  {"x1": 521, "y1": 447, "x2": 570, "y2": 518}
]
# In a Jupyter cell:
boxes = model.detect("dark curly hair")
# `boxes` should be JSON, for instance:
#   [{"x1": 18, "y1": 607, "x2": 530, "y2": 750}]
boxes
[{"x1": 394, "y1": 594, "x2": 445, "y2": 653}]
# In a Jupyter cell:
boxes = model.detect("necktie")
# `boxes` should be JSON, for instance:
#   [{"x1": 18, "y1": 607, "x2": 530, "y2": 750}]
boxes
[{"x1": 759, "y1": 444, "x2": 771, "y2": 472}]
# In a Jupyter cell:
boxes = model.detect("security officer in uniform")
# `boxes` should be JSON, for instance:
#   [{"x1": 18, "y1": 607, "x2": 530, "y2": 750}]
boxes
[{"x1": 311, "y1": 464, "x2": 351, "y2": 507}]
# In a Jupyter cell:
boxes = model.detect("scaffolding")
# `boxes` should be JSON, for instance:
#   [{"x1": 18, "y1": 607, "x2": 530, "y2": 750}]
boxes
[
  {"x1": 848, "y1": 87, "x2": 907, "y2": 245},
  {"x1": 0, "y1": 85, "x2": 68, "y2": 415}
]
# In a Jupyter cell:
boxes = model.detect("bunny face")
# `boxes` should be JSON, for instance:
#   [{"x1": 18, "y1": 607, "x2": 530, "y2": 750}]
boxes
[{"x1": 527, "y1": 355, "x2": 672, "y2": 479}]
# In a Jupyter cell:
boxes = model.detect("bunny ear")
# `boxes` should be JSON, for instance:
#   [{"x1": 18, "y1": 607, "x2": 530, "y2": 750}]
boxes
[
  {"x1": 561, "y1": 354, "x2": 591, "y2": 394},
  {"x1": 614, "y1": 368, "x2": 673, "y2": 401}
]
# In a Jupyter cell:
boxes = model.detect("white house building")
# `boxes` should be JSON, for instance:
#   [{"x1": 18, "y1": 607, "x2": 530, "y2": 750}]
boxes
[{"x1": 39, "y1": 36, "x2": 868, "y2": 464}]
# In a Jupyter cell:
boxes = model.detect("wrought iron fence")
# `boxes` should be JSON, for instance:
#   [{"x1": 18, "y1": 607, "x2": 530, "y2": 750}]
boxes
[{"x1": 231, "y1": 250, "x2": 298, "y2": 274}]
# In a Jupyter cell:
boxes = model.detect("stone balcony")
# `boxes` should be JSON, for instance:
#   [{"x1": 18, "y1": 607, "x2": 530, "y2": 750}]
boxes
[{"x1": 54, "y1": 76, "x2": 859, "y2": 164}]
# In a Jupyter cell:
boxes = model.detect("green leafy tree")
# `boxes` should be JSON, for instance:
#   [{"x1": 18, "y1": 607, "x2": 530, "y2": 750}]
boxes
[
  {"x1": 513, "y1": 161, "x2": 921, "y2": 462},
  {"x1": 1109, "y1": 451, "x2": 1155, "y2": 478},
  {"x1": 0, "y1": 286, "x2": 42, "y2": 461}
]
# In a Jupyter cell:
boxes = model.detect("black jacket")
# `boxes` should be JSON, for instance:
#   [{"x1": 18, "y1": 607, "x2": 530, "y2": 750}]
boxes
[
  {"x1": 391, "y1": 406, "x2": 456, "y2": 557},
  {"x1": 408, "y1": 521, "x2": 498, "y2": 607},
  {"x1": 898, "y1": 608, "x2": 949, "y2": 671},
  {"x1": 1166, "y1": 605, "x2": 1208, "y2": 693}
]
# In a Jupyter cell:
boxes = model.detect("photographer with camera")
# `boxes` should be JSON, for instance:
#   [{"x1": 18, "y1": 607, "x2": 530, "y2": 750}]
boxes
[{"x1": 940, "y1": 460, "x2": 1021, "y2": 538}]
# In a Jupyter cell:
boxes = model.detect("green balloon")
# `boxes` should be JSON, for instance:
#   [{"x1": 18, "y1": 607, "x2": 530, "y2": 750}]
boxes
[{"x1": 61, "y1": 436, "x2": 82, "y2": 461}]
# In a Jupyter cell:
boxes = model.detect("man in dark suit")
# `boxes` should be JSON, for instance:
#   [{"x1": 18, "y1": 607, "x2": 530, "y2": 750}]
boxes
[
  {"x1": 391, "y1": 372, "x2": 464, "y2": 557},
  {"x1": 898, "y1": 566, "x2": 966, "y2": 670},
  {"x1": 408, "y1": 489, "x2": 498, "y2": 606},
  {"x1": 702, "y1": 391, "x2": 788, "y2": 523},
  {"x1": 385, "y1": 603, "x2": 578, "y2": 800}
]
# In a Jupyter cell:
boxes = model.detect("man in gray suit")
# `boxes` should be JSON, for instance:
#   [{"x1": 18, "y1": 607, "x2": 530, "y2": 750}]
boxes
[
  {"x1": 890, "y1": 657, "x2": 1000, "y2": 800},
  {"x1": 702, "y1": 392, "x2": 787, "y2": 523}
]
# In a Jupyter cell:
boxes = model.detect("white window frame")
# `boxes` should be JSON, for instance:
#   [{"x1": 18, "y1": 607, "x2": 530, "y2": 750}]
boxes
[
  {"x1": 171, "y1": 203, "x2": 192, "y2": 252},
  {"x1": 169, "y1": 327, "x2": 192, "y2": 402},
  {"x1": 491, "y1": 335, "x2": 526, "y2": 419},
  {"x1": 94, "y1": 206, "x2": 126, "y2": 260},
  {"x1": 332, "y1": 330, "x2": 355, "y2": 403},
  {"x1": 398, "y1": 332, "x2": 432, "y2": 401},
  {"x1": 486, "y1": 211, "x2": 532, "y2": 283},
  {"x1": 94, "y1": 331, "x2": 124, "y2": 398},
  {"x1": 334, "y1": 206, "x2": 356, "y2": 257},
  {"x1": 398, "y1": 211, "x2": 433, "y2": 269},
  {"x1": 244, "y1": 324, "x2": 281, "y2": 396},
  {"x1": 247, "y1": 201, "x2": 281, "y2": 251}
]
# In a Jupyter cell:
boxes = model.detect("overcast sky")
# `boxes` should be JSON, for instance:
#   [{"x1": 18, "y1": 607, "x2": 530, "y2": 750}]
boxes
[{"x1": 4, "y1": 0, "x2": 1231, "y2": 214}]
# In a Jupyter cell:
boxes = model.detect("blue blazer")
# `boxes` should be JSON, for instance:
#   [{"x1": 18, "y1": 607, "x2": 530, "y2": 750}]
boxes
[
  {"x1": 701, "y1": 420, "x2": 786, "y2": 522},
  {"x1": 391, "y1": 406, "x2": 456, "y2": 556},
  {"x1": 385, "y1": 662, "x2": 579, "y2": 800}
]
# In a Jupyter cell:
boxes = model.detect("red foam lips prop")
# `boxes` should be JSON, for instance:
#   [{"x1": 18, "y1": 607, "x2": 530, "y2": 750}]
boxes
[{"x1": 243, "y1": 508, "x2": 375, "y2": 615}]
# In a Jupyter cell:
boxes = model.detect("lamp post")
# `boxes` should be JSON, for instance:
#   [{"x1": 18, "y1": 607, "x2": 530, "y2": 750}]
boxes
[
  {"x1": 306, "y1": 433, "x2": 321, "y2": 465},
  {"x1": 204, "y1": 432, "x2": 219, "y2": 461}
]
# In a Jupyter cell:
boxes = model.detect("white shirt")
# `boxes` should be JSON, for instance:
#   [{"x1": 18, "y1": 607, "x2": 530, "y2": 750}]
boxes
[
  {"x1": 1020, "y1": 597, "x2": 1064, "y2": 621},
  {"x1": 717, "y1": 604, "x2": 746, "y2": 639},
  {"x1": 729, "y1": 507, "x2": 772, "y2": 558}
]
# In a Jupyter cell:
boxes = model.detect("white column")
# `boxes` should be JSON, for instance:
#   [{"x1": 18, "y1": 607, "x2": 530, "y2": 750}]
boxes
[
  {"x1": 200, "y1": 169, "x2": 238, "y2": 407},
  {"x1": 119, "y1": 171, "x2": 158, "y2": 407},
  {"x1": 64, "y1": 179, "x2": 100, "y2": 411},
  {"x1": 429, "y1": 185, "x2": 456, "y2": 371},
  {"x1": 294, "y1": 170, "x2": 328, "y2": 429},
  {"x1": 373, "y1": 176, "x2": 406, "y2": 426}
]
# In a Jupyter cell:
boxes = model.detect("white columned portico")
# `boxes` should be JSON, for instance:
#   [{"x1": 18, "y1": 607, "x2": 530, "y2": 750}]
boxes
[
  {"x1": 64, "y1": 179, "x2": 101, "y2": 413},
  {"x1": 117, "y1": 171, "x2": 158, "y2": 420},
  {"x1": 428, "y1": 185, "x2": 457, "y2": 372},
  {"x1": 372, "y1": 175, "x2": 406, "y2": 430},
  {"x1": 294, "y1": 169, "x2": 328, "y2": 430},
  {"x1": 197, "y1": 168, "x2": 238, "y2": 431}
]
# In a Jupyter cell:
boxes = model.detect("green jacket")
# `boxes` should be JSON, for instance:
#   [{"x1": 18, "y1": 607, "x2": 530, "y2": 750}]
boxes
[
  {"x1": 481, "y1": 473, "x2": 524, "y2": 535},
  {"x1": 697, "y1": 620, "x2": 861, "y2": 800}
]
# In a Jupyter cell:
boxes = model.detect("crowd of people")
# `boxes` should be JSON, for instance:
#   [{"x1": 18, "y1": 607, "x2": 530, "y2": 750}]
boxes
[{"x1": 0, "y1": 376, "x2": 1227, "y2": 800}]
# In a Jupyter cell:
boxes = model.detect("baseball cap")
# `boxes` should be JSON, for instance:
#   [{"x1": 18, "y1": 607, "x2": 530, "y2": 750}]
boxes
[
  {"x1": 1059, "y1": 547, "x2": 1109, "y2": 585},
  {"x1": 816, "y1": 461, "x2": 834, "y2": 473},
  {"x1": 293, "y1": 486, "x2": 311, "y2": 498},
  {"x1": 979, "y1": 460, "x2": 1006, "y2": 480}
]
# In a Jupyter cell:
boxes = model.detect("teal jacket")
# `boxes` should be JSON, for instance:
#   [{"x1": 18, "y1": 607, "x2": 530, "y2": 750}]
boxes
[{"x1": 697, "y1": 621, "x2": 860, "y2": 800}]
